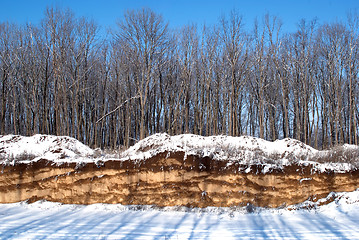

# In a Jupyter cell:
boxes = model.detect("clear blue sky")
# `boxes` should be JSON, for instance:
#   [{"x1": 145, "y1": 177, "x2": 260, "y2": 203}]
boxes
[{"x1": 0, "y1": 0, "x2": 358, "y2": 34}]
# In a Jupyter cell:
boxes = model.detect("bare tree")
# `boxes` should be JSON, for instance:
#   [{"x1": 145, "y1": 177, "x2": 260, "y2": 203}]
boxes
[
  {"x1": 220, "y1": 10, "x2": 248, "y2": 136},
  {"x1": 1, "y1": 6, "x2": 359, "y2": 150},
  {"x1": 115, "y1": 8, "x2": 169, "y2": 140}
]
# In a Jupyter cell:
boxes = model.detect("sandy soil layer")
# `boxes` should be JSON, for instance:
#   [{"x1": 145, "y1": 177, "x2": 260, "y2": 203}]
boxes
[{"x1": 1, "y1": 152, "x2": 358, "y2": 207}]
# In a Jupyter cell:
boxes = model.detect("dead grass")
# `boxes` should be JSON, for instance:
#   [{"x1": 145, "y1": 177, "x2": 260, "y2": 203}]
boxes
[
  {"x1": 311, "y1": 145, "x2": 359, "y2": 166},
  {"x1": 0, "y1": 151, "x2": 37, "y2": 162}
]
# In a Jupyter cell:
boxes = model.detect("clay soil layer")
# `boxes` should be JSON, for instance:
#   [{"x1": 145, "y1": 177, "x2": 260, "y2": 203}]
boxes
[{"x1": 1, "y1": 152, "x2": 358, "y2": 208}]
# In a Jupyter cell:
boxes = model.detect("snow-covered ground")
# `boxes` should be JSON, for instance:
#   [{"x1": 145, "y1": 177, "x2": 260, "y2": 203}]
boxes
[
  {"x1": 1, "y1": 190, "x2": 359, "y2": 240},
  {"x1": 2, "y1": 133, "x2": 359, "y2": 173},
  {"x1": 121, "y1": 133, "x2": 359, "y2": 173},
  {"x1": 0, "y1": 134, "x2": 95, "y2": 164},
  {"x1": 120, "y1": 133, "x2": 318, "y2": 160}
]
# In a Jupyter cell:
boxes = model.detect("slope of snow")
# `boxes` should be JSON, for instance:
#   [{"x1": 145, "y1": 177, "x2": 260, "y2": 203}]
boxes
[
  {"x1": 0, "y1": 134, "x2": 94, "y2": 164},
  {"x1": 0, "y1": 133, "x2": 358, "y2": 173},
  {"x1": 0, "y1": 189, "x2": 358, "y2": 239},
  {"x1": 121, "y1": 133, "x2": 317, "y2": 160},
  {"x1": 121, "y1": 133, "x2": 358, "y2": 173}
]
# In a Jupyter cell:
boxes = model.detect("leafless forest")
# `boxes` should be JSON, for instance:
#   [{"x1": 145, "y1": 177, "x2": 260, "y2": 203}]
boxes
[{"x1": 1, "y1": 7, "x2": 359, "y2": 149}]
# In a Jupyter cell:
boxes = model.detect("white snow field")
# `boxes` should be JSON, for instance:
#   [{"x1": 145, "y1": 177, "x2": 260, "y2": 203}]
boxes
[{"x1": 0, "y1": 190, "x2": 359, "y2": 240}]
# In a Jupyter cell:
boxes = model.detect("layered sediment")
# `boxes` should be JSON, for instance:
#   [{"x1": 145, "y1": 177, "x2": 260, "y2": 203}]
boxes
[{"x1": 1, "y1": 151, "x2": 358, "y2": 208}]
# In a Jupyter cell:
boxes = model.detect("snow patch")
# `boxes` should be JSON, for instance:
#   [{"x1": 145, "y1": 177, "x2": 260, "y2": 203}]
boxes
[
  {"x1": 120, "y1": 133, "x2": 358, "y2": 173},
  {"x1": 121, "y1": 133, "x2": 317, "y2": 162},
  {"x1": 299, "y1": 178, "x2": 312, "y2": 183},
  {"x1": 0, "y1": 134, "x2": 94, "y2": 164}
]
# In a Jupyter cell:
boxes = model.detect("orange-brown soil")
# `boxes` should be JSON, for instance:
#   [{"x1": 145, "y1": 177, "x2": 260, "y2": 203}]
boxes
[{"x1": 1, "y1": 152, "x2": 358, "y2": 208}]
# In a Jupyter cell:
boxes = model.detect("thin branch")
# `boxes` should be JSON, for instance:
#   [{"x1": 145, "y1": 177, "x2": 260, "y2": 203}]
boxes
[{"x1": 96, "y1": 95, "x2": 140, "y2": 124}]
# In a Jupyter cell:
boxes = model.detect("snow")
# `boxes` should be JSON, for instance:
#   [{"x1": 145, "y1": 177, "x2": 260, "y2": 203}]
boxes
[
  {"x1": 1, "y1": 133, "x2": 358, "y2": 173},
  {"x1": 0, "y1": 134, "x2": 94, "y2": 164},
  {"x1": 0, "y1": 189, "x2": 359, "y2": 239},
  {"x1": 121, "y1": 133, "x2": 359, "y2": 173},
  {"x1": 121, "y1": 133, "x2": 318, "y2": 162},
  {"x1": 342, "y1": 143, "x2": 359, "y2": 151}
]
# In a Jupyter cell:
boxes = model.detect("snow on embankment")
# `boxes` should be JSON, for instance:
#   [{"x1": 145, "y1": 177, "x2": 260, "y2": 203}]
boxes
[
  {"x1": 0, "y1": 134, "x2": 94, "y2": 164},
  {"x1": 122, "y1": 133, "x2": 317, "y2": 160},
  {"x1": 121, "y1": 133, "x2": 359, "y2": 173},
  {"x1": 0, "y1": 133, "x2": 358, "y2": 173}
]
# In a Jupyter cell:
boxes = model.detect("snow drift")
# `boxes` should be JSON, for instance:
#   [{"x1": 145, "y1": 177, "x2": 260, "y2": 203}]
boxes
[
  {"x1": 1, "y1": 133, "x2": 358, "y2": 173},
  {"x1": 121, "y1": 133, "x2": 359, "y2": 173},
  {"x1": 0, "y1": 134, "x2": 94, "y2": 164}
]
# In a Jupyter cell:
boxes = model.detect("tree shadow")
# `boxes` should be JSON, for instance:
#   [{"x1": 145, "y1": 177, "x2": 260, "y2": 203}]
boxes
[
  {"x1": 1, "y1": 204, "x2": 359, "y2": 239},
  {"x1": 0, "y1": 205, "x2": 82, "y2": 239}
]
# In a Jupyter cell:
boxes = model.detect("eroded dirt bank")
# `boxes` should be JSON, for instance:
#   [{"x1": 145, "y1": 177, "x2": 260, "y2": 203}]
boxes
[{"x1": 1, "y1": 152, "x2": 358, "y2": 208}]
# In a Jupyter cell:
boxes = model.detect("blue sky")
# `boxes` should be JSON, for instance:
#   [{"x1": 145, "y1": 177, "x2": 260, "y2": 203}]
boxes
[{"x1": 0, "y1": 0, "x2": 358, "y2": 34}]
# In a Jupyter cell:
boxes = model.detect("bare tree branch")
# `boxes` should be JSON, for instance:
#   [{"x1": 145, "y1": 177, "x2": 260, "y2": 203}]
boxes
[{"x1": 96, "y1": 95, "x2": 140, "y2": 124}]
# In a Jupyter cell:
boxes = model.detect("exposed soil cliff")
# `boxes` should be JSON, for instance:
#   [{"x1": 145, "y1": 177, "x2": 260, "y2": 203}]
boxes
[
  {"x1": 1, "y1": 133, "x2": 359, "y2": 208},
  {"x1": 1, "y1": 151, "x2": 359, "y2": 208}
]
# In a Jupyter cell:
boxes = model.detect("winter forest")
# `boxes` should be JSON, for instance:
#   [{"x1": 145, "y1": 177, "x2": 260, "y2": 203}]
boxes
[{"x1": 1, "y1": 7, "x2": 359, "y2": 150}]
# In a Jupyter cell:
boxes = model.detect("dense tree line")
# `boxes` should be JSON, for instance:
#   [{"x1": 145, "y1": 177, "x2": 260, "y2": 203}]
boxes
[{"x1": 1, "y1": 7, "x2": 359, "y2": 149}]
